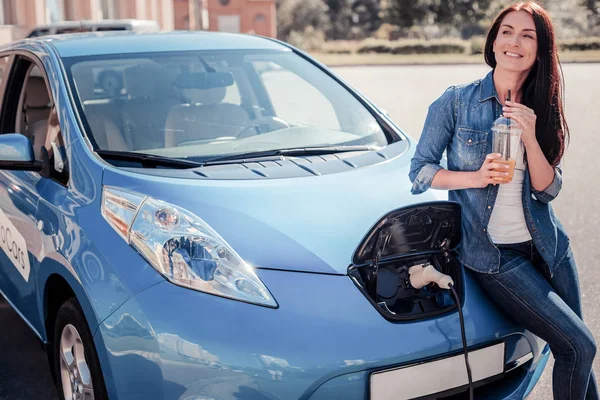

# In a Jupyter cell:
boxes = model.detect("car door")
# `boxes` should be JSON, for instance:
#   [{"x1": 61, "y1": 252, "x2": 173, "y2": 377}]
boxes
[{"x1": 0, "y1": 54, "x2": 54, "y2": 336}]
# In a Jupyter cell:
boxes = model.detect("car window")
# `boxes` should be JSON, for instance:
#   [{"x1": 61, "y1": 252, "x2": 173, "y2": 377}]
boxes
[
  {"x1": 255, "y1": 61, "x2": 340, "y2": 131},
  {"x1": 1, "y1": 58, "x2": 68, "y2": 184},
  {"x1": 64, "y1": 50, "x2": 388, "y2": 160},
  {"x1": 0, "y1": 56, "x2": 10, "y2": 87}
]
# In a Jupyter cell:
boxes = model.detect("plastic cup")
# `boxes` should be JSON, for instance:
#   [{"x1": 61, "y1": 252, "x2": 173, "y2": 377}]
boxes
[{"x1": 491, "y1": 116, "x2": 522, "y2": 183}]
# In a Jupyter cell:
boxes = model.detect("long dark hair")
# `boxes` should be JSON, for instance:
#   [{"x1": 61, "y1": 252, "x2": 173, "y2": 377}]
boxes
[{"x1": 484, "y1": 2, "x2": 568, "y2": 167}]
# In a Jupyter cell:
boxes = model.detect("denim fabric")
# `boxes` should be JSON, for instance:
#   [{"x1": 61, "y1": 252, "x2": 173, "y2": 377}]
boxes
[
  {"x1": 475, "y1": 241, "x2": 598, "y2": 400},
  {"x1": 409, "y1": 70, "x2": 569, "y2": 275}
]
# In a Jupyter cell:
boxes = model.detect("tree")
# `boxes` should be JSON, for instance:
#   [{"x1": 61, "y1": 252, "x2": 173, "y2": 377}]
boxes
[
  {"x1": 385, "y1": 0, "x2": 428, "y2": 28},
  {"x1": 384, "y1": 0, "x2": 495, "y2": 37},
  {"x1": 351, "y1": 0, "x2": 383, "y2": 37},
  {"x1": 323, "y1": 0, "x2": 382, "y2": 40},
  {"x1": 276, "y1": 0, "x2": 330, "y2": 41},
  {"x1": 582, "y1": 0, "x2": 599, "y2": 14},
  {"x1": 324, "y1": 0, "x2": 354, "y2": 39}
]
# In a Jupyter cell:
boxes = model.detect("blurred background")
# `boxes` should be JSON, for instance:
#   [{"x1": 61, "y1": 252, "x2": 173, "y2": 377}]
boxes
[
  {"x1": 0, "y1": 0, "x2": 596, "y2": 65},
  {"x1": 0, "y1": 1, "x2": 597, "y2": 64},
  {"x1": 276, "y1": 0, "x2": 600, "y2": 64},
  {"x1": 0, "y1": 0, "x2": 277, "y2": 45}
]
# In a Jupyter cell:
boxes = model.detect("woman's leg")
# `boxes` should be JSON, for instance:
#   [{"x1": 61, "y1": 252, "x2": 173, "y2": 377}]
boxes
[
  {"x1": 547, "y1": 250, "x2": 598, "y2": 400},
  {"x1": 476, "y1": 251, "x2": 596, "y2": 400}
]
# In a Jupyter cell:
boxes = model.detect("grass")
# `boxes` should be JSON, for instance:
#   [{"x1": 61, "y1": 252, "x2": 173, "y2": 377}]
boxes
[{"x1": 311, "y1": 50, "x2": 600, "y2": 67}]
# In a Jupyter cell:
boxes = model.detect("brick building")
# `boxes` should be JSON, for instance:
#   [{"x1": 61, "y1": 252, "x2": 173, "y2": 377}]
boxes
[
  {"x1": 174, "y1": 0, "x2": 276, "y2": 37},
  {"x1": 0, "y1": 0, "x2": 276, "y2": 46}
]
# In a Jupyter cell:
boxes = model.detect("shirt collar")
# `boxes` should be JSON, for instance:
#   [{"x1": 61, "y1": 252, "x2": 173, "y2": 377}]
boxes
[{"x1": 479, "y1": 70, "x2": 501, "y2": 103}]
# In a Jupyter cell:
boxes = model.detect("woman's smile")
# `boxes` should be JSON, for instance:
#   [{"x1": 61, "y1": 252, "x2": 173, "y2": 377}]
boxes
[{"x1": 493, "y1": 10, "x2": 538, "y2": 72}]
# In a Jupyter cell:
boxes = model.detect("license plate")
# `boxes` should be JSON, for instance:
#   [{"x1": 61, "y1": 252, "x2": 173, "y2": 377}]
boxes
[{"x1": 370, "y1": 342, "x2": 505, "y2": 400}]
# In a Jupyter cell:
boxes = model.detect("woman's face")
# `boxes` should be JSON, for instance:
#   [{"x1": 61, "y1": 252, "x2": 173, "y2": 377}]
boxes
[{"x1": 493, "y1": 10, "x2": 538, "y2": 73}]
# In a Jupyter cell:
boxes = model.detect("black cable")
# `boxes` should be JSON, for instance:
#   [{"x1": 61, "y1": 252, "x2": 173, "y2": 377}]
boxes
[{"x1": 449, "y1": 283, "x2": 473, "y2": 400}]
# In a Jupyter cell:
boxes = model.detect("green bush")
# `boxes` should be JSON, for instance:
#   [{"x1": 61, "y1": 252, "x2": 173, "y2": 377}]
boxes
[
  {"x1": 559, "y1": 37, "x2": 600, "y2": 52},
  {"x1": 357, "y1": 39, "x2": 394, "y2": 54},
  {"x1": 357, "y1": 38, "x2": 469, "y2": 55},
  {"x1": 320, "y1": 41, "x2": 357, "y2": 54}
]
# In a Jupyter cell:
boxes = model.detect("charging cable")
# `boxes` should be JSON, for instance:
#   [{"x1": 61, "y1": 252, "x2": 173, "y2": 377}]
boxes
[{"x1": 409, "y1": 265, "x2": 474, "y2": 400}]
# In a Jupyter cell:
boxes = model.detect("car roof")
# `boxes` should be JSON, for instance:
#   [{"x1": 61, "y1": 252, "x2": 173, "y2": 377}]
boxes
[
  {"x1": 30, "y1": 19, "x2": 158, "y2": 30},
  {"x1": 27, "y1": 31, "x2": 291, "y2": 58}
]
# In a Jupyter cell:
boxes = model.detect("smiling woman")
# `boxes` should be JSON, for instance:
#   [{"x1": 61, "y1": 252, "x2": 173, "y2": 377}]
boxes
[{"x1": 410, "y1": 2, "x2": 598, "y2": 399}]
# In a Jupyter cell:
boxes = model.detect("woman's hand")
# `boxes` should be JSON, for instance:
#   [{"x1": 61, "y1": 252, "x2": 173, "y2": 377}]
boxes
[
  {"x1": 472, "y1": 153, "x2": 511, "y2": 188},
  {"x1": 502, "y1": 101, "x2": 537, "y2": 147}
]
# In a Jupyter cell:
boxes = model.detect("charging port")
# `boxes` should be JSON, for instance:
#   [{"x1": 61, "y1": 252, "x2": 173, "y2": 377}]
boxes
[{"x1": 348, "y1": 202, "x2": 463, "y2": 321}]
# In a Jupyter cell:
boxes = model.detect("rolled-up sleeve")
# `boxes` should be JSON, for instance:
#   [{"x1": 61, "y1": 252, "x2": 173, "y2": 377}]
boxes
[
  {"x1": 531, "y1": 164, "x2": 562, "y2": 203},
  {"x1": 409, "y1": 86, "x2": 457, "y2": 194}
]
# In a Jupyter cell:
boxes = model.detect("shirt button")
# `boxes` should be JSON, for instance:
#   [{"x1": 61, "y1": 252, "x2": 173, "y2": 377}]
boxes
[
  {"x1": 483, "y1": 228, "x2": 486, "y2": 232},
  {"x1": 487, "y1": 205, "x2": 491, "y2": 209},
  {"x1": 468, "y1": 139, "x2": 473, "y2": 143}
]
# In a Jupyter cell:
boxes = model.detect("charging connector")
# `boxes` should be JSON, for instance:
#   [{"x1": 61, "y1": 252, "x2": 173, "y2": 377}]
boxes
[
  {"x1": 408, "y1": 264, "x2": 473, "y2": 400},
  {"x1": 408, "y1": 263, "x2": 454, "y2": 289}
]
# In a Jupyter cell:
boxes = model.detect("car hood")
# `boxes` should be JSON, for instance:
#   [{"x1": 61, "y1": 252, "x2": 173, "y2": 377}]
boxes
[{"x1": 101, "y1": 141, "x2": 446, "y2": 275}]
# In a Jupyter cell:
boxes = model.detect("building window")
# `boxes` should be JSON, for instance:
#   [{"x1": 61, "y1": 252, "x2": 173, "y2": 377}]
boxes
[
  {"x1": 218, "y1": 15, "x2": 240, "y2": 33},
  {"x1": 0, "y1": 0, "x2": 15, "y2": 25},
  {"x1": 100, "y1": 0, "x2": 120, "y2": 19},
  {"x1": 218, "y1": 0, "x2": 231, "y2": 6},
  {"x1": 47, "y1": 0, "x2": 65, "y2": 23},
  {"x1": 0, "y1": 56, "x2": 9, "y2": 86},
  {"x1": 254, "y1": 14, "x2": 266, "y2": 22}
]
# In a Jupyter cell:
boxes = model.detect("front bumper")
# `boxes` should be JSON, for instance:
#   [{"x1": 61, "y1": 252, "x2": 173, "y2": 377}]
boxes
[{"x1": 94, "y1": 268, "x2": 548, "y2": 400}]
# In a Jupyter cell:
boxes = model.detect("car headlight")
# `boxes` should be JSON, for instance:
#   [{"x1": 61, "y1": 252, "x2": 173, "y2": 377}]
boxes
[{"x1": 101, "y1": 186, "x2": 277, "y2": 308}]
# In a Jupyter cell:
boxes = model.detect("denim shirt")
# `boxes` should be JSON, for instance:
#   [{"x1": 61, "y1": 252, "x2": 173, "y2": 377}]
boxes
[{"x1": 409, "y1": 70, "x2": 569, "y2": 275}]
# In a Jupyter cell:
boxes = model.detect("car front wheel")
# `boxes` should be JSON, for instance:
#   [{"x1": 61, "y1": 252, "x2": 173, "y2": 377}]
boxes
[{"x1": 53, "y1": 298, "x2": 108, "y2": 400}]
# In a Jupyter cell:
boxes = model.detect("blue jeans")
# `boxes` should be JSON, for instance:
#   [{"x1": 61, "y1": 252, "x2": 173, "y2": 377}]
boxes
[{"x1": 475, "y1": 241, "x2": 598, "y2": 399}]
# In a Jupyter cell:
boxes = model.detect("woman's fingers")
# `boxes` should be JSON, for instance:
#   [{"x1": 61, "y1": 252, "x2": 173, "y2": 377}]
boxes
[
  {"x1": 485, "y1": 153, "x2": 502, "y2": 162},
  {"x1": 504, "y1": 113, "x2": 532, "y2": 128},
  {"x1": 486, "y1": 162, "x2": 510, "y2": 171},
  {"x1": 504, "y1": 101, "x2": 535, "y2": 114},
  {"x1": 489, "y1": 170, "x2": 510, "y2": 177},
  {"x1": 503, "y1": 109, "x2": 535, "y2": 120}
]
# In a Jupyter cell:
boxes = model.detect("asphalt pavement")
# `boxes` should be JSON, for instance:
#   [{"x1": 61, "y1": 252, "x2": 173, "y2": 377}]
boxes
[
  {"x1": 0, "y1": 296, "x2": 58, "y2": 400},
  {"x1": 1, "y1": 63, "x2": 599, "y2": 399}
]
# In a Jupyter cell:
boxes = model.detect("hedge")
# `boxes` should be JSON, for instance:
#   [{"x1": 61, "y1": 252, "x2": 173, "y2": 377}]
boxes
[
  {"x1": 559, "y1": 37, "x2": 600, "y2": 52},
  {"x1": 357, "y1": 39, "x2": 470, "y2": 55},
  {"x1": 315, "y1": 37, "x2": 600, "y2": 55}
]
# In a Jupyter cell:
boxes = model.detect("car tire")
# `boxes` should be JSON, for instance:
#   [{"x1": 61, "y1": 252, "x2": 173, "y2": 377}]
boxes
[{"x1": 53, "y1": 297, "x2": 108, "y2": 400}]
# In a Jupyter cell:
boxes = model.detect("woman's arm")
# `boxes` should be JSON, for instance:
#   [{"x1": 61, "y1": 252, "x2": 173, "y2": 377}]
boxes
[
  {"x1": 410, "y1": 86, "x2": 511, "y2": 193},
  {"x1": 522, "y1": 139, "x2": 555, "y2": 191},
  {"x1": 431, "y1": 154, "x2": 511, "y2": 190},
  {"x1": 503, "y1": 101, "x2": 561, "y2": 202},
  {"x1": 409, "y1": 87, "x2": 457, "y2": 194}
]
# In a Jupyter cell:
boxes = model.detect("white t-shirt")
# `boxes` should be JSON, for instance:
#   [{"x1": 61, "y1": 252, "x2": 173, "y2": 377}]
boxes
[{"x1": 488, "y1": 142, "x2": 532, "y2": 244}]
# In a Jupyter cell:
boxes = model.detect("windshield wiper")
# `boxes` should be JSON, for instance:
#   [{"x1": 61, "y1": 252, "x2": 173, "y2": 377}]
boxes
[
  {"x1": 96, "y1": 150, "x2": 203, "y2": 169},
  {"x1": 200, "y1": 145, "x2": 377, "y2": 166}
]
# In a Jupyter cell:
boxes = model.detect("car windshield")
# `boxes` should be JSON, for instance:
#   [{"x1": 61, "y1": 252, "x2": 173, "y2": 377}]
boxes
[{"x1": 63, "y1": 49, "x2": 389, "y2": 161}]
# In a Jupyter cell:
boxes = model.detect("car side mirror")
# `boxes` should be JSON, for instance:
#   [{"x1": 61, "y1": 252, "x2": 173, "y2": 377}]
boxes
[{"x1": 0, "y1": 133, "x2": 44, "y2": 172}]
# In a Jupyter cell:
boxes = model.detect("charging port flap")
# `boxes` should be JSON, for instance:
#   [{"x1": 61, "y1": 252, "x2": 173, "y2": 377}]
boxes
[
  {"x1": 348, "y1": 202, "x2": 463, "y2": 321},
  {"x1": 352, "y1": 201, "x2": 461, "y2": 266}
]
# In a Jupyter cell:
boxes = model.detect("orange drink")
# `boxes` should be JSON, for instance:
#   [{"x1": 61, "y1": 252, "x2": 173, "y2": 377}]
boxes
[{"x1": 492, "y1": 158, "x2": 516, "y2": 183}]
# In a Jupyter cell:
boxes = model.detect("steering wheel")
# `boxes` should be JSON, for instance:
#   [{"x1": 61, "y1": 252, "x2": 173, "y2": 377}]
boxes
[{"x1": 236, "y1": 116, "x2": 290, "y2": 139}]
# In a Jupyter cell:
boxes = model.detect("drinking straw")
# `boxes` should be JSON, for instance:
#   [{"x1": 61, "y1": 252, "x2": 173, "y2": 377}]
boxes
[{"x1": 506, "y1": 90, "x2": 511, "y2": 160}]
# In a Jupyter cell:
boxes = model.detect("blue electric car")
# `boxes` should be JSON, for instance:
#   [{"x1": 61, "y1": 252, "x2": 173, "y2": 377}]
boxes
[{"x1": 0, "y1": 31, "x2": 550, "y2": 399}]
